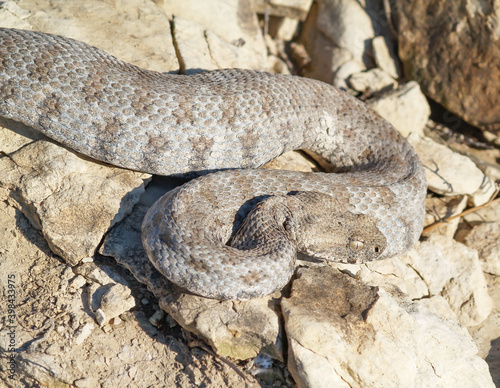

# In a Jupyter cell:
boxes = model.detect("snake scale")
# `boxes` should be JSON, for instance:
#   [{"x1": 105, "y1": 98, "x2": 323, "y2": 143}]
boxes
[{"x1": 0, "y1": 28, "x2": 426, "y2": 300}]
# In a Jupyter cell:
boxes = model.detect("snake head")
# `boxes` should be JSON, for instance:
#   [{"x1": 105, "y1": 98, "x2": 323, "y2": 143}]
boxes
[{"x1": 285, "y1": 192, "x2": 387, "y2": 264}]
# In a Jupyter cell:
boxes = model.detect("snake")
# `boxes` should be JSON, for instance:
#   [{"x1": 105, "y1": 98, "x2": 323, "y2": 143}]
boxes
[{"x1": 0, "y1": 28, "x2": 426, "y2": 300}]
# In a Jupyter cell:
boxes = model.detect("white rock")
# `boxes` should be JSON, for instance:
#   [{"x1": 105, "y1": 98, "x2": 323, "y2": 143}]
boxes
[
  {"x1": 283, "y1": 267, "x2": 494, "y2": 388},
  {"x1": 348, "y1": 68, "x2": 398, "y2": 93},
  {"x1": 331, "y1": 256, "x2": 429, "y2": 301},
  {"x1": 95, "y1": 309, "x2": 107, "y2": 327},
  {"x1": 149, "y1": 310, "x2": 165, "y2": 327},
  {"x1": 316, "y1": 0, "x2": 375, "y2": 65},
  {"x1": 368, "y1": 81, "x2": 429, "y2": 137},
  {"x1": 468, "y1": 275, "x2": 500, "y2": 365},
  {"x1": 69, "y1": 275, "x2": 87, "y2": 293},
  {"x1": 465, "y1": 222, "x2": 500, "y2": 276},
  {"x1": 0, "y1": 0, "x2": 178, "y2": 72},
  {"x1": 371, "y1": 36, "x2": 399, "y2": 79},
  {"x1": 111, "y1": 317, "x2": 122, "y2": 326},
  {"x1": 423, "y1": 195, "x2": 467, "y2": 239},
  {"x1": 0, "y1": 0, "x2": 31, "y2": 29},
  {"x1": 463, "y1": 199, "x2": 500, "y2": 223},
  {"x1": 408, "y1": 235, "x2": 493, "y2": 326},
  {"x1": 263, "y1": 150, "x2": 315, "y2": 172},
  {"x1": 356, "y1": 255, "x2": 429, "y2": 300},
  {"x1": 161, "y1": 0, "x2": 268, "y2": 70},
  {"x1": 172, "y1": 15, "x2": 250, "y2": 71},
  {"x1": 204, "y1": 29, "x2": 242, "y2": 69},
  {"x1": 253, "y1": 0, "x2": 313, "y2": 20},
  {"x1": 172, "y1": 17, "x2": 219, "y2": 73},
  {"x1": 161, "y1": 292, "x2": 283, "y2": 361},
  {"x1": 74, "y1": 263, "x2": 121, "y2": 286},
  {"x1": 74, "y1": 322, "x2": 95, "y2": 345},
  {"x1": 0, "y1": 131, "x2": 149, "y2": 265},
  {"x1": 269, "y1": 17, "x2": 300, "y2": 40},
  {"x1": 98, "y1": 283, "x2": 136, "y2": 324},
  {"x1": 315, "y1": 38, "x2": 358, "y2": 85},
  {"x1": 298, "y1": 2, "x2": 363, "y2": 85},
  {"x1": 469, "y1": 179, "x2": 498, "y2": 207},
  {"x1": 409, "y1": 134, "x2": 497, "y2": 205},
  {"x1": 333, "y1": 59, "x2": 365, "y2": 89}
]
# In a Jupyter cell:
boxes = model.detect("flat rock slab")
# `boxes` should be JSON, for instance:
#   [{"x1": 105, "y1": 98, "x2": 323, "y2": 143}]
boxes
[
  {"x1": 0, "y1": 126, "x2": 150, "y2": 265},
  {"x1": 4, "y1": 0, "x2": 178, "y2": 72},
  {"x1": 0, "y1": 196, "x2": 250, "y2": 387},
  {"x1": 282, "y1": 266, "x2": 494, "y2": 388},
  {"x1": 161, "y1": 0, "x2": 268, "y2": 71},
  {"x1": 368, "y1": 81, "x2": 429, "y2": 138},
  {"x1": 409, "y1": 134, "x2": 497, "y2": 206}
]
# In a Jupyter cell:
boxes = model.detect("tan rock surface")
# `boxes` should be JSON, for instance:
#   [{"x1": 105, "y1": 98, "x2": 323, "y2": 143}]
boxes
[{"x1": 283, "y1": 267, "x2": 494, "y2": 388}]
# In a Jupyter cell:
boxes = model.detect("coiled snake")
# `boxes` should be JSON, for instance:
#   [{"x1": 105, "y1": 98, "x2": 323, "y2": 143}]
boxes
[{"x1": 0, "y1": 28, "x2": 426, "y2": 300}]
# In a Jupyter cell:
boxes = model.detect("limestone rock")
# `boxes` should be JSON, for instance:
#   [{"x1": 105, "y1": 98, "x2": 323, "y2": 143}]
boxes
[
  {"x1": 465, "y1": 222, "x2": 500, "y2": 276},
  {"x1": 368, "y1": 81, "x2": 429, "y2": 137},
  {"x1": 268, "y1": 16, "x2": 300, "y2": 40},
  {"x1": 463, "y1": 198, "x2": 500, "y2": 224},
  {"x1": 331, "y1": 232, "x2": 494, "y2": 328},
  {"x1": 68, "y1": 275, "x2": 87, "y2": 293},
  {"x1": 0, "y1": 184, "x2": 250, "y2": 386},
  {"x1": 327, "y1": 256, "x2": 428, "y2": 301},
  {"x1": 408, "y1": 235, "x2": 493, "y2": 326},
  {"x1": 316, "y1": 0, "x2": 375, "y2": 66},
  {"x1": 0, "y1": 0, "x2": 31, "y2": 29},
  {"x1": 1, "y1": 0, "x2": 178, "y2": 72},
  {"x1": 74, "y1": 262, "x2": 128, "y2": 287},
  {"x1": 0, "y1": 127, "x2": 150, "y2": 265},
  {"x1": 253, "y1": 0, "x2": 313, "y2": 20},
  {"x1": 96, "y1": 283, "x2": 136, "y2": 326},
  {"x1": 355, "y1": 255, "x2": 429, "y2": 300},
  {"x1": 371, "y1": 36, "x2": 399, "y2": 79},
  {"x1": 162, "y1": 292, "x2": 283, "y2": 361},
  {"x1": 397, "y1": 0, "x2": 500, "y2": 132},
  {"x1": 298, "y1": 2, "x2": 363, "y2": 86},
  {"x1": 468, "y1": 274, "x2": 500, "y2": 386},
  {"x1": 160, "y1": 0, "x2": 268, "y2": 71},
  {"x1": 298, "y1": 0, "x2": 394, "y2": 87},
  {"x1": 262, "y1": 150, "x2": 315, "y2": 172},
  {"x1": 333, "y1": 59, "x2": 365, "y2": 89},
  {"x1": 409, "y1": 134, "x2": 497, "y2": 205},
  {"x1": 423, "y1": 195, "x2": 467, "y2": 239},
  {"x1": 74, "y1": 322, "x2": 95, "y2": 345},
  {"x1": 172, "y1": 17, "x2": 220, "y2": 73},
  {"x1": 283, "y1": 267, "x2": 494, "y2": 388},
  {"x1": 172, "y1": 17, "x2": 248, "y2": 73},
  {"x1": 348, "y1": 68, "x2": 398, "y2": 94}
]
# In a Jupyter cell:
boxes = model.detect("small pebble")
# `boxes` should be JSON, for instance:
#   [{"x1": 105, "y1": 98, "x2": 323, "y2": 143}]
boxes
[{"x1": 149, "y1": 309, "x2": 165, "y2": 327}]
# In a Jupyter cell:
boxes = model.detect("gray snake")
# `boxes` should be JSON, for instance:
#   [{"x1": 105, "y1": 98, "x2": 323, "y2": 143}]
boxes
[{"x1": 0, "y1": 28, "x2": 426, "y2": 300}]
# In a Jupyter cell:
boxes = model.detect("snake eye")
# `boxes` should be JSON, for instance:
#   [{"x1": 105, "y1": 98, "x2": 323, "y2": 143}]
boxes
[
  {"x1": 349, "y1": 240, "x2": 365, "y2": 251},
  {"x1": 374, "y1": 245, "x2": 380, "y2": 253}
]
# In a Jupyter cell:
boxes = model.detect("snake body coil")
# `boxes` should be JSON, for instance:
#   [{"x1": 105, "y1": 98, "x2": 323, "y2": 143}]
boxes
[{"x1": 0, "y1": 28, "x2": 426, "y2": 300}]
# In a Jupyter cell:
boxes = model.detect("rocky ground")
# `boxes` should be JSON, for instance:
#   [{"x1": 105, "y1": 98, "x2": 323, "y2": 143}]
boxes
[{"x1": 0, "y1": 0, "x2": 499, "y2": 387}]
